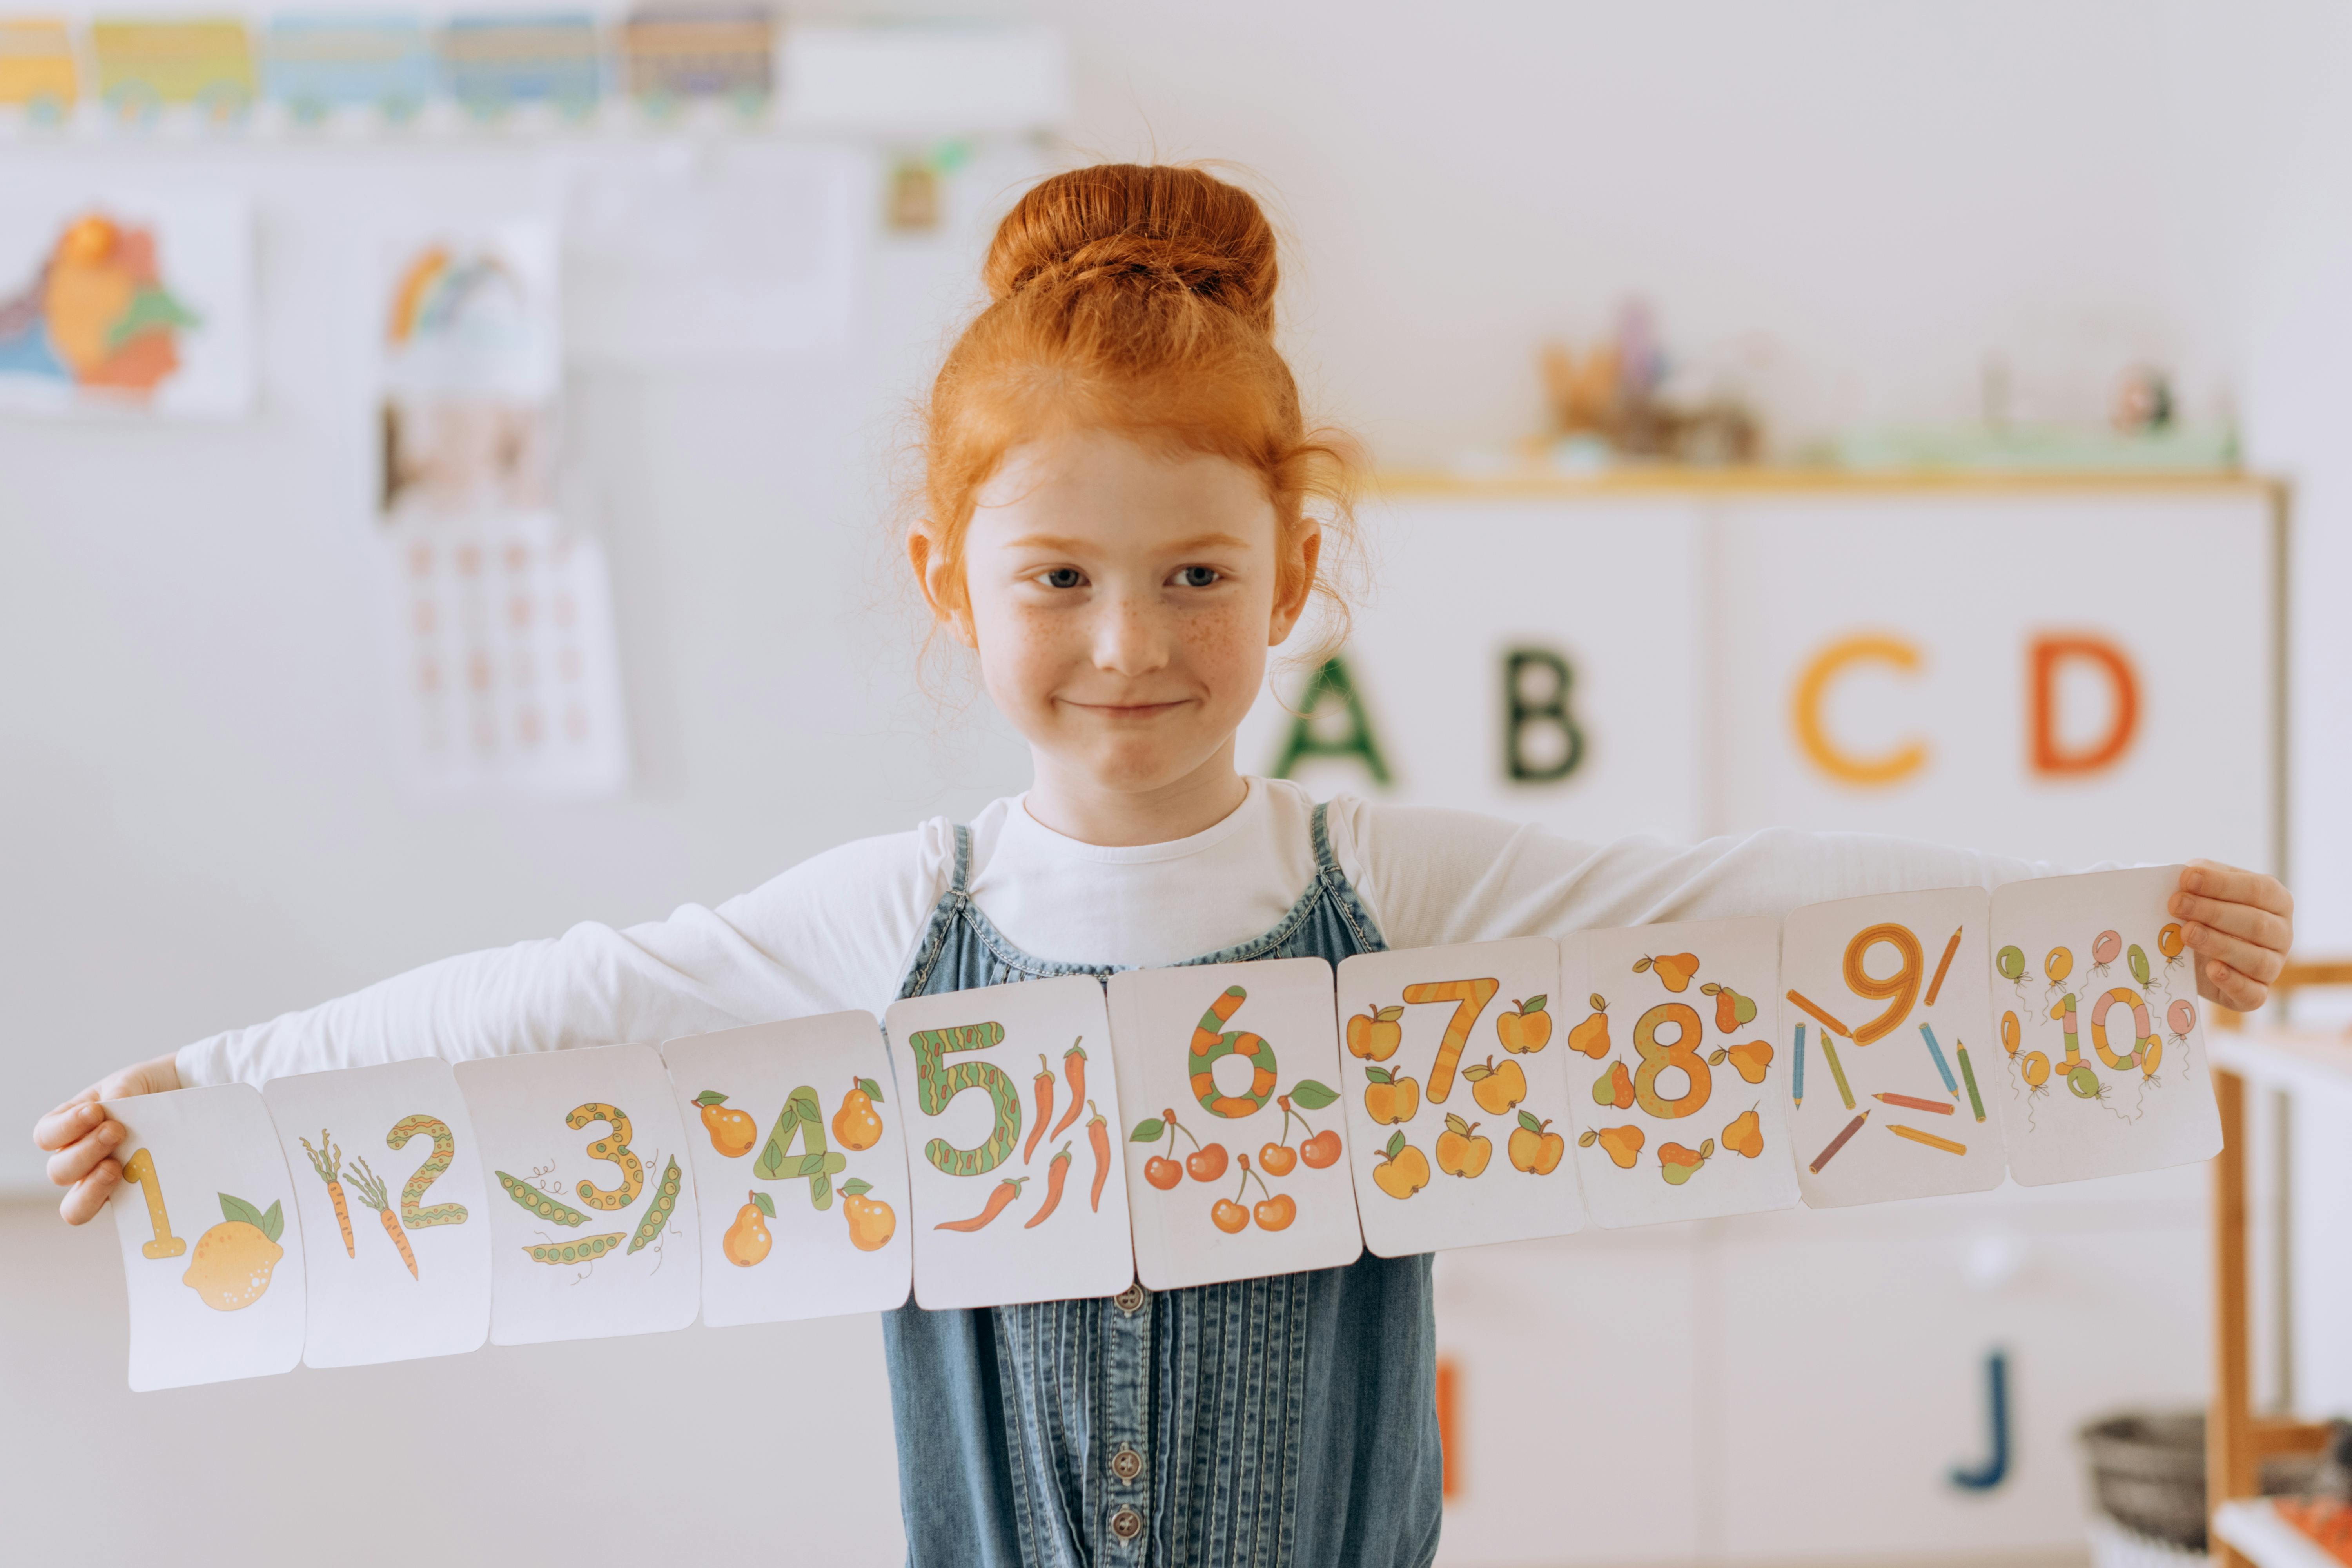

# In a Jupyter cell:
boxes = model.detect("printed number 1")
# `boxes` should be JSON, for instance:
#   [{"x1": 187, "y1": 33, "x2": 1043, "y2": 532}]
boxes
[
  {"x1": 122, "y1": 1146, "x2": 187, "y2": 1259},
  {"x1": 1401, "y1": 979, "x2": 1501, "y2": 1104}
]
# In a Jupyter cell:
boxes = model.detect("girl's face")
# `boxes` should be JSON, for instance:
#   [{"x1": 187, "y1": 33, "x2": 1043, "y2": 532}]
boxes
[{"x1": 933, "y1": 428, "x2": 1317, "y2": 806}]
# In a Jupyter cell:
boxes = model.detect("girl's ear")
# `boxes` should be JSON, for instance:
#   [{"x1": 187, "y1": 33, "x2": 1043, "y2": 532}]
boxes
[
  {"x1": 1267, "y1": 521, "x2": 1322, "y2": 646},
  {"x1": 907, "y1": 523, "x2": 976, "y2": 647}
]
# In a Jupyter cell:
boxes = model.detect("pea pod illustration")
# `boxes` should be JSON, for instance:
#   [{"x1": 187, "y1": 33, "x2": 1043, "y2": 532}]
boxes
[
  {"x1": 627, "y1": 1156, "x2": 684, "y2": 1255},
  {"x1": 497, "y1": 1169, "x2": 591, "y2": 1228},
  {"x1": 523, "y1": 1233, "x2": 624, "y2": 1265}
]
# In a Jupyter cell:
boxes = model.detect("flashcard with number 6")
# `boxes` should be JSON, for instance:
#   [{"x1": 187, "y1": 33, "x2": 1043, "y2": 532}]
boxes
[
  {"x1": 1334, "y1": 938, "x2": 1583, "y2": 1256},
  {"x1": 663, "y1": 1013, "x2": 912, "y2": 1327},
  {"x1": 104, "y1": 1083, "x2": 307, "y2": 1391},
  {"x1": 885, "y1": 975, "x2": 1135, "y2": 1310},
  {"x1": 1106, "y1": 958, "x2": 1361, "y2": 1289}
]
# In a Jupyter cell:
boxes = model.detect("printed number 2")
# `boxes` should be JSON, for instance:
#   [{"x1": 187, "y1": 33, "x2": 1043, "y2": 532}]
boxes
[
  {"x1": 1401, "y1": 979, "x2": 1501, "y2": 1104},
  {"x1": 121, "y1": 1146, "x2": 188, "y2": 1259},
  {"x1": 386, "y1": 1114, "x2": 469, "y2": 1229},
  {"x1": 907, "y1": 1022, "x2": 1023, "y2": 1178}
]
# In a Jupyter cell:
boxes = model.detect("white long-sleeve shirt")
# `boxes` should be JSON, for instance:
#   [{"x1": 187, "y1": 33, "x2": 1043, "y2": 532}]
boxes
[{"x1": 177, "y1": 779, "x2": 2057, "y2": 1089}]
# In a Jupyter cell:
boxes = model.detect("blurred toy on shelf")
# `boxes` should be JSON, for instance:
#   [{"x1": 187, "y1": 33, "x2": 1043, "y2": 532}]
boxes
[
  {"x1": 2111, "y1": 363, "x2": 2174, "y2": 434},
  {"x1": 1537, "y1": 298, "x2": 1759, "y2": 469}
]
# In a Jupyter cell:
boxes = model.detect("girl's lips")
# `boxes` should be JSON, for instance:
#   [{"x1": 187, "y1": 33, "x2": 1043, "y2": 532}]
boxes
[{"x1": 1065, "y1": 699, "x2": 1191, "y2": 719}]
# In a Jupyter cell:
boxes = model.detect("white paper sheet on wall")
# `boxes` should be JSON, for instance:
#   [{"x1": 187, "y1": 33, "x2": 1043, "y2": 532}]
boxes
[
  {"x1": 262, "y1": 1059, "x2": 493, "y2": 1367},
  {"x1": 453, "y1": 1045, "x2": 702, "y2": 1345},
  {"x1": 662, "y1": 1013, "x2": 913, "y2": 1327},
  {"x1": 1333, "y1": 938, "x2": 1583, "y2": 1256},
  {"x1": 1989, "y1": 866, "x2": 2220, "y2": 1184},
  {"x1": 104, "y1": 1084, "x2": 307, "y2": 1391},
  {"x1": 1107, "y1": 958, "x2": 1362, "y2": 1289}
]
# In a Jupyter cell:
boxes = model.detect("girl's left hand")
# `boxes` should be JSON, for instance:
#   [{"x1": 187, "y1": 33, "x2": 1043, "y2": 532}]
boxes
[{"x1": 2172, "y1": 861, "x2": 2293, "y2": 1012}]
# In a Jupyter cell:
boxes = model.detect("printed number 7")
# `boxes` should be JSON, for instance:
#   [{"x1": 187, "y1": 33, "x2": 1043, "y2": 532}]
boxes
[
  {"x1": 1401, "y1": 978, "x2": 1500, "y2": 1104},
  {"x1": 907, "y1": 1022, "x2": 1022, "y2": 1178}
]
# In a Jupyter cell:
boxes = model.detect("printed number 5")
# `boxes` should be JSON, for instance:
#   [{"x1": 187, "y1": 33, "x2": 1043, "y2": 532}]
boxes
[{"x1": 907, "y1": 1022, "x2": 1022, "y2": 1178}]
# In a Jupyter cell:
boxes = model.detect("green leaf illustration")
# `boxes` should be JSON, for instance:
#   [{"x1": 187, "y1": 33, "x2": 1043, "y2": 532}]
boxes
[
  {"x1": 1128, "y1": 1117, "x2": 1165, "y2": 1143},
  {"x1": 1517, "y1": 1110, "x2": 1545, "y2": 1132},
  {"x1": 857, "y1": 1076, "x2": 884, "y2": 1103},
  {"x1": 694, "y1": 1090, "x2": 728, "y2": 1107},
  {"x1": 1384, "y1": 1130, "x2": 1406, "y2": 1159},
  {"x1": 842, "y1": 1178, "x2": 873, "y2": 1199},
  {"x1": 749, "y1": 1191, "x2": 776, "y2": 1219},
  {"x1": 1290, "y1": 1079, "x2": 1339, "y2": 1109},
  {"x1": 1522, "y1": 994, "x2": 1548, "y2": 1013},
  {"x1": 1364, "y1": 1066, "x2": 1393, "y2": 1085}
]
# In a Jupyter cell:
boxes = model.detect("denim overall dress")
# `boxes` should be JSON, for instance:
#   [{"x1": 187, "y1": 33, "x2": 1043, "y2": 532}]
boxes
[{"x1": 881, "y1": 803, "x2": 1443, "y2": 1568}]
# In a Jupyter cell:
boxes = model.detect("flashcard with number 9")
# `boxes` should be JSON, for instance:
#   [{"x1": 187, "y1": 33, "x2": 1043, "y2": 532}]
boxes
[
  {"x1": 885, "y1": 975, "x2": 1134, "y2": 1309},
  {"x1": 1106, "y1": 957, "x2": 1361, "y2": 1289},
  {"x1": 663, "y1": 1012, "x2": 912, "y2": 1327}
]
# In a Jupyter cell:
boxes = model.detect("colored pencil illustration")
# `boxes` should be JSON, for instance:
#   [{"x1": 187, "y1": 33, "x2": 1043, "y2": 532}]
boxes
[
  {"x1": 1888, "y1": 1123, "x2": 1967, "y2": 1156},
  {"x1": 1918, "y1": 1022, "x2": 1960, "y2": 1096},
  {"x1": 1819, "y1": 1033, "x2": 1855, "y2": 1111},
  {"x1": 1792, "y1": 1023, "x2": 1806, "y2": 1108},
  {"x1": 1924, "y1": 926, "x2": 1963, "y2": 1007},
  {"x1": 1785, "y1": 989, "x2": 1853, "y2": 1039},
  {"x1": 1957, "y1": 1044, "x2": 1986, "y2": 1122},
  {"x1": 1872, "y1": 1092, "x2": 1954, "y2": 1115},
  {"x1": 1810, "y1": 1110, "x2": 1869, "y2": 1173}
]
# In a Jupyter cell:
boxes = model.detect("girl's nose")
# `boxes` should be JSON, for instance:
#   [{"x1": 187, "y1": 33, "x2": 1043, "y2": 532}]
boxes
[{"x1": 1091, "y1": 594, "x2": 1172, "y2": 677}]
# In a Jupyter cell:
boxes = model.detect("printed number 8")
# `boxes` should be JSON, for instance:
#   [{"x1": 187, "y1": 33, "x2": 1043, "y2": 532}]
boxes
[{"x1": 1632, "y1": 1002, "x2": 1711, "y2": 1120}]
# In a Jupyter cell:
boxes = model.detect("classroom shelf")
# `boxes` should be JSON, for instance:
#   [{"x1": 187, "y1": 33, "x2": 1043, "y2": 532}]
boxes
[{"x1": 2214, "y1": 1499, "x2": 2348, "y2": 1568}]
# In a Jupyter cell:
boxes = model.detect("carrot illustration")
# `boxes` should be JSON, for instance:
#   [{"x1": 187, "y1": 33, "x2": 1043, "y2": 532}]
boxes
[
  {"x1": 1050, "y1": 1040, "x2": 1087, "y2": 1139},
  {"x1": 935, "y1": 1176, "x2": 1027, "y2": 1232},
  {"x1": 298, "y1": 1130, "x2": 354, "y2": 1259},
  {"x1": 346, "y1": 1155, "x2": 417, "y2": 1280},
  {"x1": 1086, "y1": 1100, "x2": 1111, "y2": 1212},
  {"x1": 1025, "y1": 1145, "x2": 1073, "y2": 1229},
  {"x1": 1024, "y1": 1055, "x2": 1055, "y2": 1164}
]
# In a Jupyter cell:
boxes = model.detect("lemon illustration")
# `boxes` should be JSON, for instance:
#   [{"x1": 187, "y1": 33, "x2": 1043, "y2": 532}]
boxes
[{"x1": 182, "y1": 1193, "x2": 286, "y2": 1312}]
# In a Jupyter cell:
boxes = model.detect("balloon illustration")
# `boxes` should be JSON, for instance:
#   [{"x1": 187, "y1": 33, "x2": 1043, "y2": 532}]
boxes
[
  {"x1": 2091, "y1": 929, "x2": 2121, "y2": 977},
  {"x1": 1997, "y1": 945, "x2": 2025, "y2": 982},
  {"x1": 2128, "y1": 944, "x2": 2151, "y2": 987},
  {"x1": 2158, "y1": 922, "x2": 2186, "y2": 962},
  {"x1": 2001, "y1": 1010, "x2": 2020, "y2": 1055},
  {"x1": 2168, "y1": 997, "x2": 2197, "y2": 1042},
  {"x1": 2045, "y1": 946, "x2": 2073, "y2": 984},
  {"x1": 2022, "y1": 1051, "x2": 2051, "y2": 1089},
  {"x1": 2067, "y1": 1062, "x2": 2102, "y2": 1099}
]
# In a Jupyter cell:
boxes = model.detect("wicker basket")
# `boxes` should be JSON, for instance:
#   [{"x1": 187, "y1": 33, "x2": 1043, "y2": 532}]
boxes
[{"x1": 2081, "y1": 1412, "x2": 2211, "y2": 1552}]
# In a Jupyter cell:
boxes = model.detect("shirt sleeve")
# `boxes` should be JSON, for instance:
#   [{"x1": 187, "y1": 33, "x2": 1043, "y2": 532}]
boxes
[
  {"x1": 175, "y1": 823, "x2": 949, "y2": 1089},
  {"x1": 1328, "y1": 800, "x2": 2070, "y2": 951}
]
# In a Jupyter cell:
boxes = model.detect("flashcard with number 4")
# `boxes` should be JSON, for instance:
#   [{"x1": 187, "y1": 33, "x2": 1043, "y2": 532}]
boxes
[
  {"x1": 1565, "y1": 918, "x2": 1800, "y2": 1227},
  {"x1": 885, "y1": 975, "x2": 1135, "y2": 1310},
  {"x1": 1334, "y1": 939, "x2": 1582, "y2": 1256},
  {"x1": 453, "y1": 1045, "x2": 702, "y2": 1345},
  {"x1": 104, "y1": 1084, "x2": 306, "y2": 1391},
  {"x1": 263, "y1": 1058, "x2": 493, "y2": 1367},
  {"x1": 1781, "y1": 888, "x2": 2005, "y2": 1207},
  {"x1": 1106, "y1": 958, "x2": 1361, "y2": 1289},
  {"x1": 663, "y1": 1013, "x2": 912, "y2": 1327},
  {"x1": 1989, "y1": 867, "x2": 2220, "y2": 1185}
]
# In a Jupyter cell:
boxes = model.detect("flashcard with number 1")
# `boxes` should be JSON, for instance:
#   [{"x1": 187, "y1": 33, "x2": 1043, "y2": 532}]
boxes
[{"x1": 885, "y1": 975, "x2": 1135, "y2": 1310}]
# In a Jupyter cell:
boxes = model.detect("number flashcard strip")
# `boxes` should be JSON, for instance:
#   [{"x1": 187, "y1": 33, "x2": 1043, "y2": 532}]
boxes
[
  {"x1": 884, "y1": 975, "x2": 1135, "y2": 1310},
  {"x1": 1333, "y1": 938, "x2": 1581, "y2": 1257},
  {"x1": 1107, "y1": 958, "x2": 1363, "y2": 1288},
  {"x1": 1988, "y1": 866, "x2": 2220, "y2": 1185},
  {"x1": 1564, "y1": 918, "x2": 1799, "y2": 1228},
  {"x1": 662, "y1": 1012, "x2": 912, "y2": 1327},
  {"x1": 1783, "y1": 887, "x2": 2004, "y2": 1209},
  {"x1": 452, "y1": 1044, "x2": 702, "y2": 1345},
  {"x1": 262, "y1": 1059, "x2": 492, "y2": 1368},
  {"x1": 104, "y1": 1084, "x2": 307, "y2": 1392}
]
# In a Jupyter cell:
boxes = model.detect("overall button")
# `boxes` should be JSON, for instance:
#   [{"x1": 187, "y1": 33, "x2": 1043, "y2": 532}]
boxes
[
  {"x1": 1114, "y1": 1283, "x2": 1147, "y2": 1313},
  {"x1": 1111, "y1": 1446, "x2": 1144, "y2": 1481},
  {"x1": 1110, "y1": 1508, "x2": 1144, "y2": 1542}
]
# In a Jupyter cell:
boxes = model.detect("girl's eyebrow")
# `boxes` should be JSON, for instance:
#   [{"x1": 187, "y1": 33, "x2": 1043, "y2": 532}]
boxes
[{"x1": 1004, "y1": 531, "x2": 1252, "y2": 554}]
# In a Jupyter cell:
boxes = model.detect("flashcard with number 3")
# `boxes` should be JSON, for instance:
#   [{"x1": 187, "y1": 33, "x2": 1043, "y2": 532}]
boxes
[{"x1": 885, "y1": 975, "x2": 1135, "y2": 1310}]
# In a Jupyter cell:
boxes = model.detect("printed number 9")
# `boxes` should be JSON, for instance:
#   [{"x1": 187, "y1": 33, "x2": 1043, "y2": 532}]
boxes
[{"x1": 1843, "y1": 924, "x2": 1922, "y2": 1046}]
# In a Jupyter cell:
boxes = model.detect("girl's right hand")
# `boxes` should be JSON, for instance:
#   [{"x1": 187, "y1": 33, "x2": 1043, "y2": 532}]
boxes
[{"x1": 32, "y1": 1052, "x2": 182, "y2": 1225}]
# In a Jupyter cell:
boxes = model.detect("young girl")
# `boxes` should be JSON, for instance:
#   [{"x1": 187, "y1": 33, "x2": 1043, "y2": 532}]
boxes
[{"x1": 37, "y1": 164, "x2": 2294, "y2": 1568}]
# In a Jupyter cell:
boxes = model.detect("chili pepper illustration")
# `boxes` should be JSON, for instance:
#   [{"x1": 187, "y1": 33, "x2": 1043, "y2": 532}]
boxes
[
  {"x1": 1087, "y1": 1100, "x2": 1111, "y2": 1212},
  {"x1": 1050, "y1": 1040, "x2": 1087, "y2": 1139},
  {"x1": 935, "y1": 1176, "x2": 1028, "y2": 1232},
  {"x1": 1025, "y1": 1145, "x2": 1073, "y2": 1229},
  {"x1": 1024, "y1": 1054, "x2": 1055, "y2": 1165}
]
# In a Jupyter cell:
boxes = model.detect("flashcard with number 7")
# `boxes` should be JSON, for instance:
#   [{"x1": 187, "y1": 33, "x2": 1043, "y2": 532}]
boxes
[
  {"x1": 104, "y1": 1083, "x2": 307, "y2": 1391},
  {"x1": 1781, "y1": 887, "x2": 2005, "y2": 1208},
  {"x1": 1564, "y1": 918, "x2": 1800, "y2": 1228},
  {"x1": 1106, "y1": 958, "x2": 1361, "y2": 1289},
  {"x1": 663, "y1": 1013, "x2": 912, "y2": 1327},
  {"x1": 263, "y1": 1058, "x2": 493, "y2": 1367},
  {"x1": 1334, "y1": 938, "x2": 1583, "y2": 1256},
  {"x1": 884, "y1": 975, "x2": 1135, "y2": 1310}
]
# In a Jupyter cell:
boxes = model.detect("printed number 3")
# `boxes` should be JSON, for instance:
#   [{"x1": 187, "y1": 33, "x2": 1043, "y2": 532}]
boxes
[{"x1": 565, "y1": 1103, "x2": 646, "y2": 1211}]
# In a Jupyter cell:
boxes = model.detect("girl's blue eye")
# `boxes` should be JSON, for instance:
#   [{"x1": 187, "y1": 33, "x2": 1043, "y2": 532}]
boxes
[
  {"x1": 1177, "y1": 566, "x2": 1220, "y2": 588},
  {"x1": 1043, "y1": 568, "x2": 1084, "y2": 589}
]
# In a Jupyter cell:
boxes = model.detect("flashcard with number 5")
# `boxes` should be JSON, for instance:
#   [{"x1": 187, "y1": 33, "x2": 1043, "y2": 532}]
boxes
[{"x1": 885, "y1": 975, "x2": 1134, "y2": 1310}]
